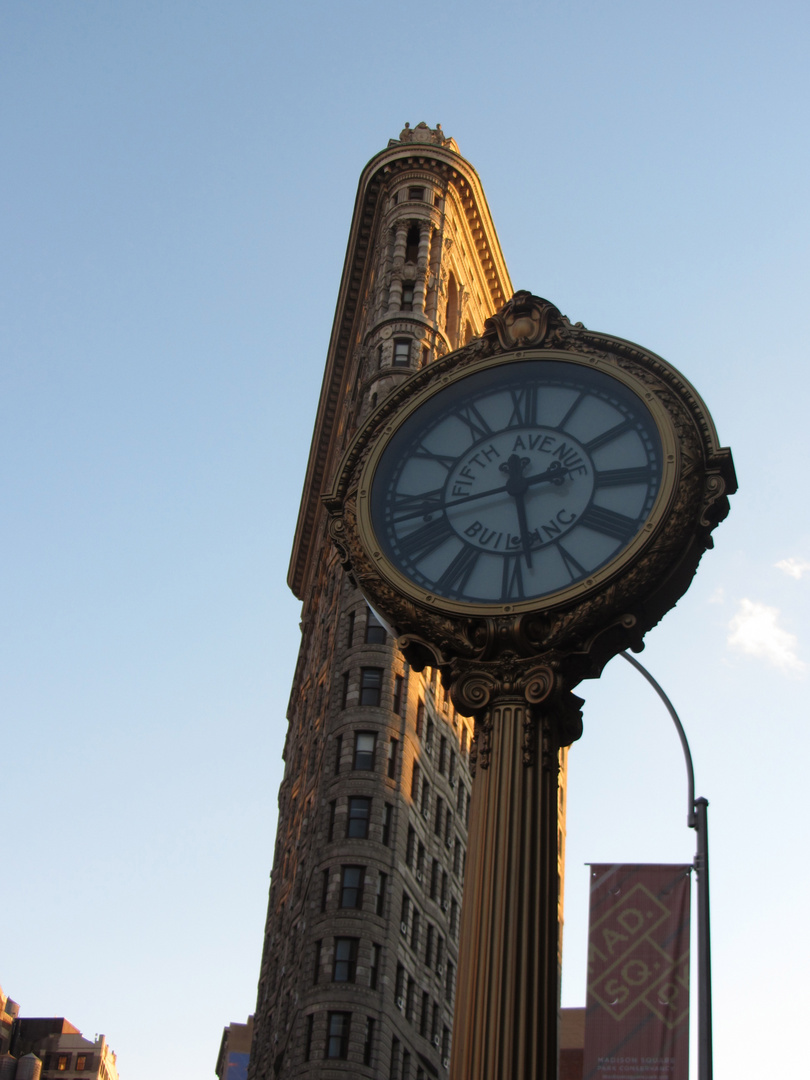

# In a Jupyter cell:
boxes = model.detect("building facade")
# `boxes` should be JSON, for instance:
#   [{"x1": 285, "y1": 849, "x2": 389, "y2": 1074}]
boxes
[
  {"x1": 249, "y1": 124, "x2": 569, "y2": 1079},
  {"x1": 7, "y1": 1019, "x2": 118, "y2": 1080}
]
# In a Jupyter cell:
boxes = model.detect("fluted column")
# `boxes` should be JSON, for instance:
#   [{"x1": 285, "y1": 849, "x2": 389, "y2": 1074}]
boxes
[
  {"x1": 413, "y1": 222, "x2": 433, "y2": 314},
  {"x1": 387, "y1": 222, "x2": 408, "y2": 313}
]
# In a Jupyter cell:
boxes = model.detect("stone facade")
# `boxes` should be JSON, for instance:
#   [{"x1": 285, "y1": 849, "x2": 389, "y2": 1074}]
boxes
[{"x1": 249, "y1": 125, "x2": 569, "y2": 1079}]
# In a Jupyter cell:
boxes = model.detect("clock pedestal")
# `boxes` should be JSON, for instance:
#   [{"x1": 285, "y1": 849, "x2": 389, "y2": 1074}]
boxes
[{"x1": 431, "y1": 660, "x2": 583, "y2": 1080}]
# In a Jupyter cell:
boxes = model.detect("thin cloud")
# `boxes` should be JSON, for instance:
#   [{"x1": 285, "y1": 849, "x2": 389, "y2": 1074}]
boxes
[
  {"x1": 775, "y1": 558, "x2": 810, "y2": 580},
  {"x1": 727, "y1": 599, "x2": 805, "y2": 673}
]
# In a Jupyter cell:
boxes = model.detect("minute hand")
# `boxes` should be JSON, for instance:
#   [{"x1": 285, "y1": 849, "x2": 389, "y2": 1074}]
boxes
[{"x1": 446, "y1": 461, "x2": 569, "y2": 510}]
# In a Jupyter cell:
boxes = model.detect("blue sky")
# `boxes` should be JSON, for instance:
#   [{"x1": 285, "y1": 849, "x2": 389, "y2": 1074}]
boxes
[{"x1": 2, "y1": 2, "x2": 809, "y2": 1077}]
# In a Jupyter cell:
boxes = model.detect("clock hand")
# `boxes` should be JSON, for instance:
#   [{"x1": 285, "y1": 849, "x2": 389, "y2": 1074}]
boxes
[
  {"x1": 501, "y1": 454, "x2": 534, "y2": 568},
  {"x1": 391, "y1": 461, "x2": 571, "y2": 525}
]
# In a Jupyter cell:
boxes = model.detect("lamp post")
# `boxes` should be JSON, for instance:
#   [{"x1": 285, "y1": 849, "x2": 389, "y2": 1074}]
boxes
[{"x1": 620, "y1": 651, "x2": 713, "y2": 1080}]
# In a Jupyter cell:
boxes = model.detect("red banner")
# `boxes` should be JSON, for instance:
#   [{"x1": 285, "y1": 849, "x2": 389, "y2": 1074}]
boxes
[{"x1": 583, "y1": 864, "x2": 691, "y2": 1080}]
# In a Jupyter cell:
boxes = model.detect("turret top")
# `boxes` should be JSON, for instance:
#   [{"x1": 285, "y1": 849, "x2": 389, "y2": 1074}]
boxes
[{"x1": 389, "y1": 121, "x2": 458, "y2": 152}]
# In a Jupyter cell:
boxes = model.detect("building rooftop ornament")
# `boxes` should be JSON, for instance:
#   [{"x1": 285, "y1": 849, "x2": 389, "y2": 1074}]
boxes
[{"x1": 390, "y1": 121, "x2": 458, "y2": 152}]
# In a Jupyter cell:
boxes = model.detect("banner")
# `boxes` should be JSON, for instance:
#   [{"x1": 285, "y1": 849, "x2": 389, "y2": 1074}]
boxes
[{"x1": 583, "y1": 864, "x2": 691, "y2": 1080}]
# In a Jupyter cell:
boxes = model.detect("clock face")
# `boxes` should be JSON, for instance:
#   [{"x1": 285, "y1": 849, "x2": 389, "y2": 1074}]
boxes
[{"x1": 365, "y1": 356, "x2": 672, "y2": 609}]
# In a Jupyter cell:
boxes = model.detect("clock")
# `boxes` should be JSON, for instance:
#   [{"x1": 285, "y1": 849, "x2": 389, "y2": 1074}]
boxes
[{"x1": 357, "y1": 351, "x2": 678, "y2": 614}]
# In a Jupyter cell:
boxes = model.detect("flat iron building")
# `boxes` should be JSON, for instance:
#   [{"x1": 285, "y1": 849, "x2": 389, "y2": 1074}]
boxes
[{"x1": 249, "y1": 123, "x2": 568, "y2": 1079}]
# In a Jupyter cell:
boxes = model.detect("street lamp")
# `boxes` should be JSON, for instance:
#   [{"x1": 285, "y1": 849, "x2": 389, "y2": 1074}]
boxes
[{"x1": 620, "y1": 651, "x2": 713, "y2": 1080}]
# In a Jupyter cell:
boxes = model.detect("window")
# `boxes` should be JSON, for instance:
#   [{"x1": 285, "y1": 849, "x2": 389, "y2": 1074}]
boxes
[
  {"x1": 347, "y1": 796, "x2": 371, "y2": 838},
  {"x1": 401, "y1": 281, "x2": 415, "y2": 311},
  {"x1": 453, "y1": 838, "x2": 462, "y2": 876},
  {"x1": 354, "y1": 730, "x2": 376, "y2": 769},
  {"x1": 434, "y1": 796, "x2": 444, "y2": 836},
  {"x1": 411, "y1": 907, "x2": 420, "y2": 952},
  {"x1": 408, "y1": 187, "x2": 424, "y2": 202},
  {"x1": 313, "y1": 939, "x2": 322, "y2": 983},
  {"x1": 395, "y1": 962, "x2": 406, "y2": 1000},
  {"x1": 391, "y1": 1038, "x2": 401, "y2": 1080},
  {"x1": 364, "y1": 1016, "x2": 375, "y2": 1067},
  {"x1": 328, "y1": 800, "x2": 336, "y2": 841},
  {"x1": 57, "y1": 1058, "x2": 69, "y2": 1072},
  {"x1": 416, "y1": 841, "x2": 425, "y2": 877},
  {"x1": 439, "y1": 735, "x2": 447, "y2": 774},
  {"x1": 405, "y1": 223, "x2": 420, "y2": 261},
  {"x1": 335, "y1": 732, "x2": 344, "y2": 774},
  {"x1": 333, "y1": 937, "x2": 359, "y2": 982},
  {"x1": 430, "y1": 859, "x2": 439, "y2": 900},
  {"x1": 382, "y1": 802, "x2": 393, "y2": 846},
  {"x1": 436, "y1": 934, "x2": 444, "y2": 973},
  {"x1": 405, "y1": 976, "x2": 415, "y2": 1021},
  {"x1": 393, "y1": 339, "x2": 411, "y2": 366},
  {"x1": 415, "y1": 699, "x2": 425, "y2": 738},
  {"x1": 326, "y1": 1012, "x2": 350, "y2": 1059},
  {"x1": 411, "y1": 761, "x2": 420, "y2": 800},
  {"x1": 340, "y1": 865, "x2": 364, "y2": 908},
  {"x1": 441, "y1": 870, "x2": 448, "y2": 907},
  {"x1": 76, "y1": 1058, "x2": 87, "y2": 1073},
  {"x1": 445, "y1": 808, "x2": 452, "y2": 846},
  {"x1": 432, "y1": 1003, "x2": 440, "y2": 1041},
  {"x1": 449, "y1": 751, "x2": 456, "y2": 785},
  {"x1": 304, "y1": 1014, "x2": 314, "y2": 1061},
  {"x1": 370, "y1": 943, "x2": 381, "y2": 989},
  {"x1": 403, "y1": 1048, "x2": 412, "y2": 1078},
  {"x1": 359, "y1": 668, "x2": 383, "y2": 707},
  {"x1": 406, "y1": 825, "x2": 416, "y2": 867},
  {"x1": 420, "y1": 780, "x2": 430, "y2": 818},
  {"x1": 420, "y1": 991, "x2": 430, "y2": 1037},
  {"x1": 425, "y1": 923, "x2": 434, "y2": 967},
  {"x1": 442, "y1": 1025, "x2": 450, "y2": 1061},
  {"x1": 321, "y1": 868, "x2": 330, "y2": 912},
  {"x1": 347, "y1": 610, "x2": 356, "y2": 647},
  {"x1": 401, "y1": 891, "x2": 411, "y2": 929},
  {"x1": 425, "y1": 716, "x2": 434, "y2": 750},
  {"x1": 388, "y1": 737, "x2": 399, "y2": 779},
  {"x1": 376, "y1": 871, "x2": 387, "y2": 916},
  {"x1": 365, "y1": 611, "x2": 386, "y2": 644},
  {"x1": 393, "y1": 674, "x2": 404, "y2": 713},
  {"x1": 450, "y1": 898, "x2": 459, "y2": 939},
  {"x1": 341, "y1": 673, "x2": 350, "y2": 710}
]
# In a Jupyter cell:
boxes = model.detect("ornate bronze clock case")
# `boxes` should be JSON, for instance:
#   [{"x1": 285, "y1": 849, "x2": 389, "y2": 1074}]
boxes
[{"x1": 324, "y1": 293, "x2": 735, "y2": 738}]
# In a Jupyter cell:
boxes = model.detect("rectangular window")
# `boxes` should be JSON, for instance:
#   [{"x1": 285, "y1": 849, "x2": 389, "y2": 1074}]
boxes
[
  {"x1": 401, "y1": 891, "x2": 411, "y2": 930},
  {"x1": 321, "y1": 869, "x2": 329, "y2": 912},
  {"x1": 370, "y1": 943, "x2": 381, "y2": 989},
  {"x1": 353, "y1": 730, "x2": 376, "y2": 769},
  {"x1": 57, "y1": 1058, "x2": 69, "y2": 1072},
  {"x1": 305, "y1": 1014, "x2": 314, "y2": 1061},
  {"x1": 333, "y1": 937, "x2": 359, "y2": 982},
  {"x1": 388, "y1": 737, "x2": 399, "y2": 779},
  {"x1": 439, "y1": 735, "x2": 447, "y2": 774},
  {"x1": 406, "y1": 825, "x2": 416, "y2": 867},
  {"x1": 341, "y1": 674, "x2": 350, "y2": 710},
  {"x1": 359, "y1": 668, "x2": 383, "y2": 707},
  {"x1": 347, "y1": 610, "x2": 356, "y2": 647},
  {"x1": 434, "y1": 796, "x2": 444, "y2": 836},
  {"x1": 365, "y1": 611, "x2": 386, "y2": 644},
  {"x1": 76, "y1": 1058, "x2": 87, "y2": 1073},
  {"x1": 313, "y1": 939, "x2": 322, "y2": 984},
  {"x1": 376, "y1": 871, "x2": 387, "y2": 916},
  {"x1": 453, "y1": 838, "x2": 462, "y2": 876},
  {"x1": 364, "y1": 1016, "x2": 375, "y2": 1067},
  {"x1": 405, "y1": 976, "x2": 415, "y2": 1021},
  {"x1": 449, "y1": 751, "x2": 456, "y2": 785},
  {"x1": 445, "y1": 808, "x2": 452, "y2": 846},
  {"x1": 411, "y1": 907, "x2": 420, "y2": 952},
  {"x1": 401, "y1": 282, "x2": 415, "y2": 312},
  {"x1": 441, "y1": 870, "x2": 448, "y2": 908},
  {"x1": 410, "y1": 761, "x2": 420, "y2": 800},
  {"x1": 382, "y1": 803, "x2": 393, "y2": 846},
  {"x1": 432, "y1": 1003, "x2": 440, "y2": 1041},
  {"x1": 450, "y1": 898, "x2": 459, "y2": 939},
  {"x1": 393, "y1": 674, "x2": 404, "y2": 713},
  {"x1": 416, "y1": 840, "x2": 425, "y2": 876},
  {"x1": 347, "y1": 796, "x2": 371, "y2": 838},
  {"x1": 425, "y1": 923, "x2": 434, "y2": 967},
  {"x1": 442, "y1": 1026, "x2": 450, "y2": 1060},
  {"x1": 415, "y1": 699, "x2": 425, "y2": 738},
  {"x1": 391, "y1": 1038, "x2": 401, "y2": 1080},
  {"x1": 328, "y1": 800, "x2": 336, "y2": 842},
  {"x1": 393, "y1": 339, "x2": 411, "y2": 366},
  {"x1": 395, "y1": 962, "x2": 405, "y2": 999},
  {"x1": 403, "y1": 1049, "x2": 411, "y2": 1079},
  {"x1": 420, "y1": 991, "x2": 430, "y2": 1037},
  {"x1": 340, "y1": 865, "x2": 365, "y2": 909},
  {"x1": 326, "y1": 1011, "x2": 351, "y2": 1059},
  {"x1": 430, "y1": 859, "x2": 439, "y2": 900},
  {"x1": 420, "y1": 780, "x2": 430, "y2": 818},
  {"x1": 408, "y1": 186, "x2": 425, "y2": 201},
  {"x1": 436, "y1": 935, "x2": 444, "y2": 973},
  {"x1": 335, "y1": 732, "x2": 343, "y2": 774}
]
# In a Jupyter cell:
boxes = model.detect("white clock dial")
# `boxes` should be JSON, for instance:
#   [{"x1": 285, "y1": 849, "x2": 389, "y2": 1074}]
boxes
[{"x1": 368, "y1": 358, "x2": 666, "y2": 607}]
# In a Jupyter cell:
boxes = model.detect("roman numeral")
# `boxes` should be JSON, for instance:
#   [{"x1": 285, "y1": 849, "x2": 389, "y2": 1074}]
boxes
[
  {"x1": 557, "y1": 391, "x2": 585, "y2": 430},
  {"x1": 582, "y1": 418, "x2": 634, "y2": 453},
  {"x1": 397, "y1": 517, "x2": 455, "y2": 562},
  {"x1": 507, "y1": 386, "x2": 537, "y2": 427},
  {"x1": 593, "y1": 465, "x2": 653, "y2": 488},
  {"x1": 412, "y1": 443, "x2": 457, "y2": 470},
  {"x1": 501, "y1": 555, "x2": 526, "y2": 601},
  {"x1": 436, "y1": 545, "x2": 481, "y2": 595},
  {"x1": 578, "y1": 505, "x2": 640, "y2": 542},
  {"x1": 453, "y1": 404, "x2": 492, "y2": 442},
  {"x1": 391, "y1": 488, "x2": 446, "y2": 523},
  {"x1": 555, "y1": 543, "x2": 588, "y2": 582}
]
